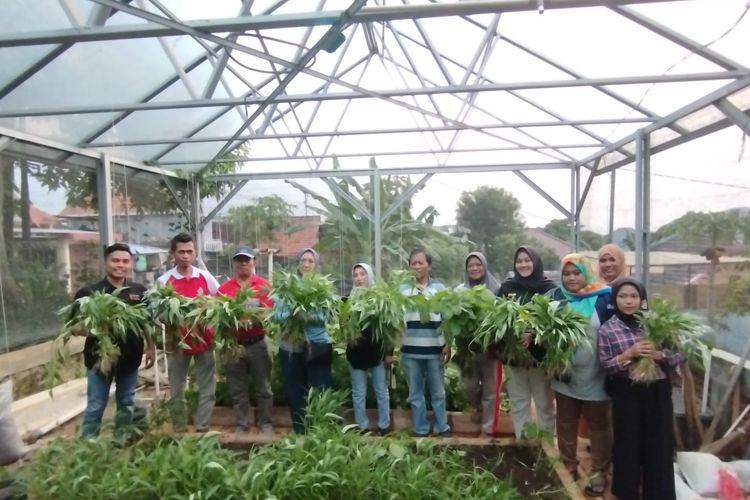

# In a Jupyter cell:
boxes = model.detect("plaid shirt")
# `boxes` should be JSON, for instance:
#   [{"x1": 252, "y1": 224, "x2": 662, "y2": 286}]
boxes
[{"x1": 598, "y1": 315, "x2": 683, "y2": 379}]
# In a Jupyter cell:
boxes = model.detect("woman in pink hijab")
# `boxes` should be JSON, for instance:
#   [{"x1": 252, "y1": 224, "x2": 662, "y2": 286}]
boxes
[{"x1": 597, "y1": 244, "x2": 628, "y2": 285}]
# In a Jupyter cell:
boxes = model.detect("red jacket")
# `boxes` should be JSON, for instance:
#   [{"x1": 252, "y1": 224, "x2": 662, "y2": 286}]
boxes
[
  {"x1": 217, "y1": 275, "x2": 273, "y2": 341},
  {"x1": 157, "y1": 266, "x2": 219, "y2": 355}
]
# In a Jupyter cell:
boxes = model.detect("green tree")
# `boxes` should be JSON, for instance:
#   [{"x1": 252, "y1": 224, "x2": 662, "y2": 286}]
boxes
[
  {"x1": 658, "y1": 210, "x2": 750, "y2": 323},
  {"x1": 456, "y1": 186, "x2": 524, "y2": 275},
  {"x1": 226, "y1": 195, "x2": 294, "y2": 246},
  {"x1": 287, "y1": 158, "x2": 470, "y2": 286},
  {"x1": 543, "y1": 218, "x2": 604, "y2": 251}
]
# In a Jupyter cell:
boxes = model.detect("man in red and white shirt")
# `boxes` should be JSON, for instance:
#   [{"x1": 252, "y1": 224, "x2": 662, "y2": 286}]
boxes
[
  {"x1": 157, "y1": 233, "x2": 219, "y2": 432},
  {"x1": 217, "y1": 246, "x2": 274, "y2": 434}
]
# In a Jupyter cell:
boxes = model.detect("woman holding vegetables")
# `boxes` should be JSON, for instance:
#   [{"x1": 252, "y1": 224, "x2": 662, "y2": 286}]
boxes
[
  {"x1": 272, "y1": 248, "x2": 334, "y2": 434},
  {"x1": 551, "y1": 253, "x2": 613, "y2": 497},
  {"x1": 459, "y1": 252, "x2": 501, "y2": 437},
  {"x1": 345, "y1": 263, "x2": 392, "y2": 435},
  {"x1": 497, "y1": 246, "x2": 557, "y2": 439},
  {"x1": 400, "y1": 248, "x2": 451, "y2": 437},
  {"x1": 598, "y1": 277, "x2": 681, "y2": 500}
]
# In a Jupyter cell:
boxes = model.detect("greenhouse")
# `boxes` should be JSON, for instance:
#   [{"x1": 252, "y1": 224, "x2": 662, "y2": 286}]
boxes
[{"x1": 1, "y1": 0, "x2": 750, "y2": 498}]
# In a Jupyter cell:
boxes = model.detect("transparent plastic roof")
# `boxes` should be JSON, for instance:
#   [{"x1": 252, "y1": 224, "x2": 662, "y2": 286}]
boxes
[{"x1": 0, "y1": 0, "x2": 748, "y2": 177}]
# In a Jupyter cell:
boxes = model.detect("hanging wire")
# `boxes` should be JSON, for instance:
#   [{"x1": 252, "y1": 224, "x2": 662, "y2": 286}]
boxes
[
  {"x1": 604, "y1": 2, "x2": 750, "y2": 142},
  {"x1": 227, "y1": 32, "x2": 318, "y2": 74}
]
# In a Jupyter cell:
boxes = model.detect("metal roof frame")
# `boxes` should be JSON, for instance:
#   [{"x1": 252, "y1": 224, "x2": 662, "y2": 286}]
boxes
[{"x1": 1, "y1": 0, "x2": 749, "y2": 271}]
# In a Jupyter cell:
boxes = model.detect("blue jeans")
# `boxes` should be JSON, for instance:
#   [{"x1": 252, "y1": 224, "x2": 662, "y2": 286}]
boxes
[
  {"x1": 348, "y1": 362, "x2": 390, "y2": 431},
  {"x1": 81, "y1": 368, "x2": 138, "y2": 438},
  {"x1": 279, "y1": 348, "x2": 333, "y2": 433},
  {"x1": 402, "y1": 356, "x2": 449, "y2": 435}
]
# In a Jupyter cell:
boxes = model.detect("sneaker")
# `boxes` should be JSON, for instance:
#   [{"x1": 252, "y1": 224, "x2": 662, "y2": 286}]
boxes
[
  {"x1": 411, "y1": 431, "x2": 429, "y2": 438},
  {"x1": 194, "y1": 425, "x2": 209, "y2": 433},
  {"x1": 235, "y1": 425, "x2": 249, "y2": 434},
  {"x1": 378, "y1": 427, "x2": 391, "y2": 436},
  {"x1": 439, "y1": 430, "x2": 453, "y2": 438},
  {"x1": 260, "y1": 424, "x2": 274, "y2": 436}
]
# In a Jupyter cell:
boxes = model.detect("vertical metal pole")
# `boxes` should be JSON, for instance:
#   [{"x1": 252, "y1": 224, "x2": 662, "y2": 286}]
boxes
[
  {"x1": 634, "y1": 130, "x2": 650, "y2": 289},
  {"x1": 642, "y1": 133, "x2": 651, "y2": 292},
  {"x1": 191, "y1": 179, "x2": 203, "y2": 263},
  {"x1": 372, "y1": 166, "x2": 382, "y2": 278},
  {"x1": 573, "y1": 165, "x2": 593, "y2": 252},
  {"x1": 608, "y1": 170, "x2": 616, "y2": 243},
  {"x1": 97, "y1": 153, "x2": 114, "y2": 246},
  {"x1": 569, "y1": 166, "x2": 576, "y2": 251}
]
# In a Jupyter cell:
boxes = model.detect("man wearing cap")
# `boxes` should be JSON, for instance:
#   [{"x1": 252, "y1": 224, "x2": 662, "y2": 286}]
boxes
[
  {"x1": 158, "y1": 233, "x2": 220, "y2": 432},
  {"x1": 73, "y1": 242, "x2": 156, "y2": 438},
  {"x1": 217, "y1": 246, "x2": 274, "y2": 434}
]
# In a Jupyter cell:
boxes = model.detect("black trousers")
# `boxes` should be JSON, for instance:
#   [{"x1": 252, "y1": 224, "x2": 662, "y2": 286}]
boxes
[{"x1": 609, "y1": 376, "x2": 676, "y2": 500}]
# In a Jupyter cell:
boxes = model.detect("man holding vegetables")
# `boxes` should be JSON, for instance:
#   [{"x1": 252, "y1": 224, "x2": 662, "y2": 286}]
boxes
[
  {"x1": 158, "y1": 233, "x2": 219, "y2": 433},
  {"x1": 400, "y1": 248, "x2": 451, "y2": 437},
  {"x1": 76, "y1": 242, "x2": 155, "y2": 439},
  {"x1": 217, "y1": 246, "x2": 274, "y2": 435}
]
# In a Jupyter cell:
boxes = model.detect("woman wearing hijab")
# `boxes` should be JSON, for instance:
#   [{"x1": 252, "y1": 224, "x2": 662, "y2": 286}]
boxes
[
  {"x1": 599, "y1": 278, "x2": 682, "y2": 500},
  {"x1": 460, "y1": 252, "x2": 501, "y2": 437},
  {"x1": 272, "y1": 248, "x2": 334, "y2": 433},
  {"x1": 551, "y1": 253, "x2": 613, "y2": 497},
  {"x1": 597, "y1": 244, "x2": 628, "y2": 285},
  {"x1": 346, "y1": 263, "x2": 392, "y2": 435},
  {"x1": 498, "y1": 246, "x2": 557, "y2": 439}
]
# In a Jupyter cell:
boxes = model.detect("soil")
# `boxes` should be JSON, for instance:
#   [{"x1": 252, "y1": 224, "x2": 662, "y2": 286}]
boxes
[{"x1": 459, "y1": 444, "x2": 569, "y2": 499}]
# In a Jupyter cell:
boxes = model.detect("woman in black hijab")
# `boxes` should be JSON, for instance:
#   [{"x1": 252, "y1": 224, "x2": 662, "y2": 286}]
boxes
[
  {"x1": 598, "y1": 277, "x2": 682, "y2": 500},
  {"x1": 498, "y1": 246, "x2": 557, "y2": 439}
]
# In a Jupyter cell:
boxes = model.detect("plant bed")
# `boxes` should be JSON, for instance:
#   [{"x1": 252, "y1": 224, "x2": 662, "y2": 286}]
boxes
[{"x1": 458, "y1": 442, "x2": 570, "y2": 499}]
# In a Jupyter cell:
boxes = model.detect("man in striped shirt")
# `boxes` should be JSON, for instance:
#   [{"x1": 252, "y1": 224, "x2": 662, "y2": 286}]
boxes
[{"x1": 399, "y1": 248, "x2": 451, "y2": 437}]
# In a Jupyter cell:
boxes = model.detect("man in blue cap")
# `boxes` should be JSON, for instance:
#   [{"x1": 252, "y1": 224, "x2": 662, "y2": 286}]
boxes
[{"x1": 217, "y1": 246, "x2": 274, "y2": 434}]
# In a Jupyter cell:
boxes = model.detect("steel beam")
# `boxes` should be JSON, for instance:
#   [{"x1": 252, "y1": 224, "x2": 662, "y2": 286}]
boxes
[
  {"x1": 190, "y1": 181, "x2": 203, "y2": 260},
  {"x1": 0, "y1": 137, "x2": 11, "y2": 153},
  {"x1": 715, "y1": 98, "x2": 750, "y2": 136},
  {"x1": 381, "y1": 174, "x2": 433, "y2": 222},
  {"x1": 372, "y1": 167, "x2": 382, "y2": 277},
  {"x1": 84, "y1": 118, "x2": 653, "y2": 147},
  {"x1": 513, "y1": 170, "x2": 572, "y2": 219},
  {"x1": 204, "y1": 0, "x2": 369, "y2": 171},
  {"x1": 0, "y1": 125, "x2": 181, "y2": 178},
  {"x1": 634, "y1": 131, "x2": 650, "y2": 289},
  {"x1": 152, "y1": 143, "x2": 604, "y2": 165},
  {"x1": 97, "y1": 154, "x2": 114, "y2": 246},
  {"x1": 608, "y1": 169, "x2": 616, "y2": 243},
  {"x1": 208, "y1": 162, "x2": 568, "y2": 182},
  {"x1": 611, "y1": 6, "x2": 745, "y2": 71},
  {"x1": 0, "y1": 0, "x2": 691, "y2": 47},
  {"x1": 203, "y1": 0, "x2": 254, "y2": 99},
  {"x1": 584, "y1": 74, "x2": 750, "y2": 171},
  {"x1": 198, "y1": 180, "x2": 248, "y2": 232},
  {"x1": 322, "y1": 178, "x2": 374, "y2": 223},
  {"x1": 9, "y1": 72, "x2": 744, "y2": 118}
]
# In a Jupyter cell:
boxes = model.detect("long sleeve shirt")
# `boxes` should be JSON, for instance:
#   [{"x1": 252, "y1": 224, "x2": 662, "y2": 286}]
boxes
[
  {"x1": 598, "y1": 315, "x2": 683, "y2": 380},
  {"x1": 272, "y1": 299, "x2": 330, "y2": 353}
]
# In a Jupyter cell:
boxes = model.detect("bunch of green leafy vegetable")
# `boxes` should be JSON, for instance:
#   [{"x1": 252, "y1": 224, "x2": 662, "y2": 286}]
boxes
[
  {"x1": 338, "y1": 278, "x2": 413, "y2": 348},
  {"x1": 517, "y1": 294, "x2": 590, "y2": 378},
  {"x1": 145, "y1": 284, "x2": 208, "y2": 350},
  {"x1": 187, "y1": 287, "x2": 266, "y2": 355},
  {"x1": 430, "y1": 285, "x2": 495, "y2": 369},
  {"x1": 473, "y1": 296, "x2": 529, "y2": 364},
  {"x1": 633, "y1": 297, "x2": 707, "y2": 384},
  {"x1": 267, "y1": 271, "x2": 341, "y2": 343},
  {"x1": 54, "y1": 290, "x2": 154, "y2": 375}
]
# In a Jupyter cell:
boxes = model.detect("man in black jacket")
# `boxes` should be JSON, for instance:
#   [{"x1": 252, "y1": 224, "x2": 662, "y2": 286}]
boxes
[{"x1": 74, "y1": 243, "x2": 155, "y2": 438}]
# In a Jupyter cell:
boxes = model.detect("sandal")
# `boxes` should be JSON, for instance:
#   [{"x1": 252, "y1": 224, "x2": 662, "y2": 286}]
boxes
[{"x1": 583, "y1": 478, "x2": 606, "y2": 497}]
